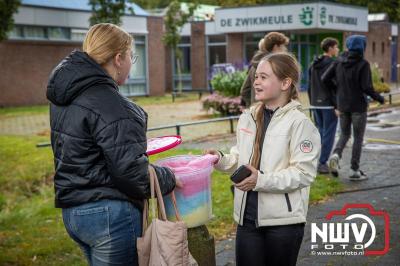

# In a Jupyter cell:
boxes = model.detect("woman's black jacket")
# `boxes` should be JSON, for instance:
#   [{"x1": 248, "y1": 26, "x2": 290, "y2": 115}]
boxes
[{"x1": 46, "y1": 51, "x2": 175, "y2": 209}]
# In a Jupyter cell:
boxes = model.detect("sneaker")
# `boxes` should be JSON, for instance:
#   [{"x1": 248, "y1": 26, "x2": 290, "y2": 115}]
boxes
[
  {"x1": 349, "y1": 169, "x2": 368, "y2": 181},
  {"x1": 318, "y1": 163, "x2": 330, "y2": 174},
  {"x1": 328, "y1": 153, "x2": 340, "y2": 177}
]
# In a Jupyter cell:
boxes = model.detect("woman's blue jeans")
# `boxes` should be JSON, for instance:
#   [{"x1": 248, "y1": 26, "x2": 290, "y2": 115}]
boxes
[{"x1": 62, "y1": 199, "x2": 142, "y2": 266}]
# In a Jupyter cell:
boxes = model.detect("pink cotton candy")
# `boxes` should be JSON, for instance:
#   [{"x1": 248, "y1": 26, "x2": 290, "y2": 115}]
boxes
[
  {"x1": 168, "y1": 154, "x2": 218, "y2": 175},
  {"x1": 156, "y1": 154, "x2": 215, "y2": 227},
  {"x1": 155, "y1": 154, "x2": 218, "y2": 197}
]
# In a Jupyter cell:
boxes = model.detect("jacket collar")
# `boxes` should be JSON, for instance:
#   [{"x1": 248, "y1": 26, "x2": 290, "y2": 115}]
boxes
[{"x1": 245, "y1": 100, "x2": 302, "y2": 121}]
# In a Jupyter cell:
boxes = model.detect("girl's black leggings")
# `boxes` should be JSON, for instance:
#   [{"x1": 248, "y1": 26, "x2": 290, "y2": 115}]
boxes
[{"x1": 236, "y1": 219, "x2": 305, "y2": 266}]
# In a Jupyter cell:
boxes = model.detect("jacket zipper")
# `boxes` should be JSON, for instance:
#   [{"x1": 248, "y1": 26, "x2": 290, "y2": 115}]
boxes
[
  {"x1": 238, "y1": 112, "x2": 256, "y2": 225},
  {"x1": 284, "y1": 193, "x2": 292, "y2": 212},
  {"x1": 238, "y1": 111, "x2": 278, "y2": 226}
]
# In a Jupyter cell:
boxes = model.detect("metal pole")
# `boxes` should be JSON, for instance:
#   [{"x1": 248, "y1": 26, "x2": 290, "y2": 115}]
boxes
[{"x1": 229, "y1": 118, "x2": 234, "y2": 134}]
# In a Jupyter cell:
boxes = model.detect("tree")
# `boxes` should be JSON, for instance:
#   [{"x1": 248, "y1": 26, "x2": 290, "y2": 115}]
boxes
[
  {"x1": 134, "y1": 0, "x2": 170, "y2": 10},
  {"x1": 336, "y1": 0, "x2": 399, "y2": 23},
  {"x1": 163, "y1": 1, "x2": 197, "y2": 93},
  {"x1": 89, "y1": 0, "x2": 135, "y2": 26},
  {"x1": 0, "y1": 0, "x2": 21, "y2": 41}
]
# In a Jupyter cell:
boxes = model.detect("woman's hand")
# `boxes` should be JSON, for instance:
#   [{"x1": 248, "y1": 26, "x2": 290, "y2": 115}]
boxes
[
  {"x1": 203, "y1": 149, "x2": 221, "y2": 165},
  {"x1": 235, "y1": 164, "x2": 258, "y2": 192}
]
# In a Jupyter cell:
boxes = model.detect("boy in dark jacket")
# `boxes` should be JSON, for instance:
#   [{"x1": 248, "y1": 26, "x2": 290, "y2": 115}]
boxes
[
  {"x1": 308, "y1": 37, "x2": 339, "y2": 174},
  {"x1": 322, "y1": 35, "x2": 384, "y2": 180}
]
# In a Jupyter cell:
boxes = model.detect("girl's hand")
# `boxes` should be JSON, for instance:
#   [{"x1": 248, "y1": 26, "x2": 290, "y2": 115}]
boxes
[
  {"x1": 175, "y1": 177, "x2": 183, "y2": 189},
  {"x1": 169, "y1": 167, "x2": 183, "y2": 189},
  {"x1": 235, "y1": 164, "x2": 258, "y2": 192},
  {"x1": 203, "y1": 149, "x2": 221, "y2": 165}
]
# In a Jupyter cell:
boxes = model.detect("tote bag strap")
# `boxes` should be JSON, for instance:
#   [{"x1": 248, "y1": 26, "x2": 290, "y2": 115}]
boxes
[
  {"x1": 149, "y1": 166, "x2": 183, "y2": 221},
  {"x1": 141, "y1": 199, "x2": 149, "y2": 235},
  {"x1": 148, "y1": 166, "x2": 168, "y2": 221},
  {"x1": 170, "y1": 191, "x2": 183, "y2": 221},
  {"x1": 141, "y1": 165, "x2": 157, "y2": 234},
  {"x1": 143, "y1": 166, "x2": 183, "y2": 230}
]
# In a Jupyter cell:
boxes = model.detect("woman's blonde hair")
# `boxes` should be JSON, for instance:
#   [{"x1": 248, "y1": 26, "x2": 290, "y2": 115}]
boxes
[
  {"x1": 83, "y1": 23, "x2": 133, "y2": 66},
  {"x1": 250, "y1": 52, "x2": 300, "y2": 169}
]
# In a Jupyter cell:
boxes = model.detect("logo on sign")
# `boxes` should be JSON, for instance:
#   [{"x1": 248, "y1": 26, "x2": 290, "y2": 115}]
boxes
[
  {"x1": 320, "y1": 6, "x2": 327, "y2": 25},
  {"x1": 299, "y1": 6, "x2": 314, "y2": 26}
]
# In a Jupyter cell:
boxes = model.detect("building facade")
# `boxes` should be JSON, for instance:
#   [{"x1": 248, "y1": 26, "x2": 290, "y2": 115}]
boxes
[{"x1": 0, "y1": 1, "x2": 399, "y2": 106}]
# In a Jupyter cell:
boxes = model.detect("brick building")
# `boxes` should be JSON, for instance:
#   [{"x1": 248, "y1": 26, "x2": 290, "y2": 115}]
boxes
[{"x1": 0, "y1": 1, "x2": 399, "y2": 106}]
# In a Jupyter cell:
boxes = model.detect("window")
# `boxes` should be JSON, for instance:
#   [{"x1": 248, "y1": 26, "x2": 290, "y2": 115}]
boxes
[
  {"x1": 245, "y1": 32, "x2": 265, "y2": 43},
  {"x1": 372, "y1": 42, "x2": 376, "y2": 55},
  {"x1": 381, "y1": 42, "x2": 385, "y2": 54},
  {"x1": 48, "y1": 27, "x2": 70, "y2": 40},
  {"x1": 130, "y1": 36, "x2": 147, "y2": 79},
  {"x1": 23, "y1": 26, "x2": 46, "y2": 39},
  {"x1": 207, "y1": 34, "x2": 226, "y2": 67},
  {"x1": 71, "y1": 29, "x2": 87, "y2": 41},
  {"x1": 8, "y1": 26, "x2": 23, "y2": 38},
  {"x1": 173, "y1": 36, "x2": 192, "y2": 90},
  {"x1": 8, "y1": 25, "x2": 71, "y2": 41},
  {"x1": 244, "y1": 32, "x2": 266, "y2": 63},
  {"x1": 120, "y1": 35, "x2": 148, "y2": 96},
  {"x1": 209, "y1": 46, "x2": 226, "y2": 66},
  {"x1": 245, "y1": 43, "x2": 258, "y2": 63}
]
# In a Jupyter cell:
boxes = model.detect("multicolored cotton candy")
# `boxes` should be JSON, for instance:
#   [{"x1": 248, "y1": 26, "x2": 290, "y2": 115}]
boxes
[{"x1": 156, "y1": 155, "x2": 217, "y2": 228}]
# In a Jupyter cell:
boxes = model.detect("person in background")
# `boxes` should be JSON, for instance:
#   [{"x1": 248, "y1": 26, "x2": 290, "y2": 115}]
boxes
[
  {"x1": 308, "y1": 37, "x2": 339, "y2": 174},
  {"x1": 240, "y1": 32, "x2": 289, "y2": 108},
  {"x1": 46, "y1": 23, "x2": 179, "y2": 265},
  {"x1": 322, "y1": 35, "x2": 385, "y2": 180},
  {"x1": 206, "y1": 52, "x2": 320, "y2": 266}
]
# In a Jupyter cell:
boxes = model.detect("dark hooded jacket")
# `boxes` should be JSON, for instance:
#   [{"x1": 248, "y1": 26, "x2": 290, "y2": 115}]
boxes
[
  {"x1": 47, "y1": 51, "x2": 176, "y2": 209},
  {"x1": 240, "y1": 50, "x2": 268, "y2": 107},
  {"x1": 322, "y1": 35, "x2": 384, "y2": 113},
  {"x1": 308, "y1": 55, "x2": 336, "y2": 107}
]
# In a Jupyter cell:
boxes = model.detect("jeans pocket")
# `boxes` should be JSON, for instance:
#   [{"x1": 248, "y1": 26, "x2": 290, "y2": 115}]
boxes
[{"x1": 71, "y1": 206, "x2": 110, "y2": 246}]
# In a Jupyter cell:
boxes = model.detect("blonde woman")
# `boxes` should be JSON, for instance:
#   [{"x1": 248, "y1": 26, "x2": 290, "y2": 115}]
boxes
[
  {"x1": 46, "y1": 23, "x2": 178, "y2": 265},
  {"x1": 206, "y1": 53, "x2": 320, "y2": 266}
]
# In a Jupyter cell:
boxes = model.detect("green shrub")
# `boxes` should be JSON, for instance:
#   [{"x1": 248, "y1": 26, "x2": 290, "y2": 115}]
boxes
[
  {"x1": 210, "y1": 71, "x2": 247, "y2": 97},
  {"x1": 371, "y1": 63, "x2": 390, "y2": 93}
]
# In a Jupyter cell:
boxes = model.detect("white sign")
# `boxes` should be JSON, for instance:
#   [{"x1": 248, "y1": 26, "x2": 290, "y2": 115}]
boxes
[{"x1": 215, "y1": 3, "x2": 368, "y2": 33}]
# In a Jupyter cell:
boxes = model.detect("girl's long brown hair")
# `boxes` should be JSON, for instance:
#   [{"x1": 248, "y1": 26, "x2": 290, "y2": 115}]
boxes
[{"x1": 250, "y1": 52, "x2": 300, "y2": 169}]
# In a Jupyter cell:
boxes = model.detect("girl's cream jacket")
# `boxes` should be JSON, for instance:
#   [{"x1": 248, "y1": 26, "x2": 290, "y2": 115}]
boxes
[{"x1": 216, "y1": 100, "x2": 321, "y2": 226}]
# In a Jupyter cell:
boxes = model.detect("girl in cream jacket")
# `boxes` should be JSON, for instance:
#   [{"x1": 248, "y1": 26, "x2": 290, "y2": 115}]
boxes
[{"x1": 206, "y1": 52, "x2": 320, "y2": 266}]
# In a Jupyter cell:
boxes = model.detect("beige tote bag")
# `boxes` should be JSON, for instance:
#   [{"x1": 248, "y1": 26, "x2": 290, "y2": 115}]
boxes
[{"x1": 137, "y1": 166, "x2": 197, "y2": 266}]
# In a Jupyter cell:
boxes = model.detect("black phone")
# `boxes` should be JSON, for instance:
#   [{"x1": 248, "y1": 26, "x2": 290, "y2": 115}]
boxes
[{"x1": 230, "y1": 165, "x2": 252, "y2": 184}]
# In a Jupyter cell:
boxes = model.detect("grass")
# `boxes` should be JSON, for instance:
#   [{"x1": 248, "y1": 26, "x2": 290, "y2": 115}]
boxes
[
  {"x1": 0, "y1": 93, "x2": 203, "y2": 119},
  {"x1": 0, "y1": 105, "x2": 49, "y2": 118},
  {"x1": 0, "y1": 135, "x2": 342, "y2": 265},
  {"x1": 0, "y1": 135, "x2": 83, "y2": 265},
  {"x1": 130, "y1": 93, "x2": 202, "y2": 106}
]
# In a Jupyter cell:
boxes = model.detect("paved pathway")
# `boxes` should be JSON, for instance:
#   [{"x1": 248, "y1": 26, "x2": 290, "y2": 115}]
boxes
[{"x1": 193, "y1": 108, "x2": 400, "y2": 266}]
